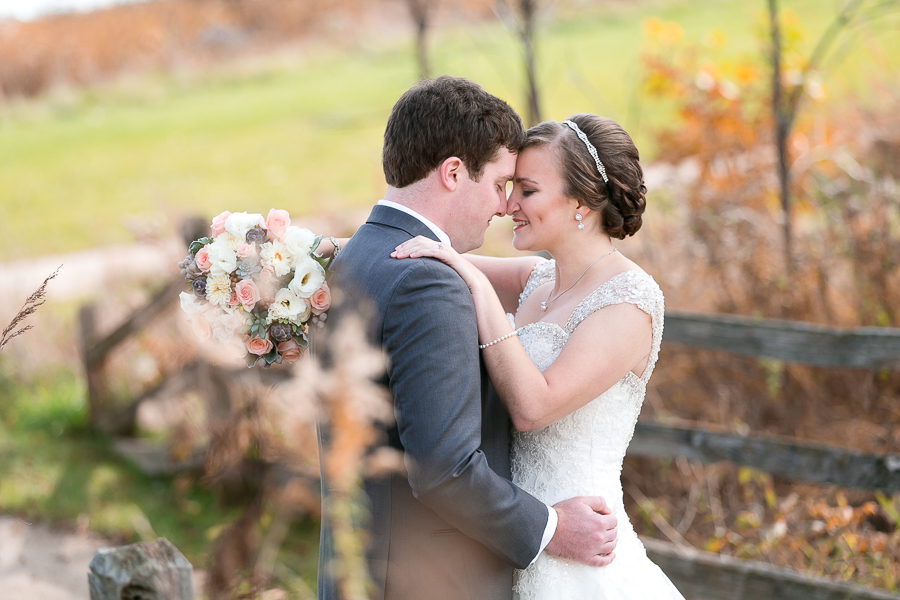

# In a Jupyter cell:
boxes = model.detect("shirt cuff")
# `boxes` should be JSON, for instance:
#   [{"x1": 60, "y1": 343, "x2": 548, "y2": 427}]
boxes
[{"x1": 531, "y1": 505, "x2": 558, "y2": 565}]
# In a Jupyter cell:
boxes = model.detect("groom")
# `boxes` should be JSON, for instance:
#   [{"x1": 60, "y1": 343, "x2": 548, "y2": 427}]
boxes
[{"x1": 319, "y1": 76, "x2": 618, "y2": 600}]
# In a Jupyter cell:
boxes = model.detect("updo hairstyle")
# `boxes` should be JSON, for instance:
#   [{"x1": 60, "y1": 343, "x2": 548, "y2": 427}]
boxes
[{"x1": 522, "y1": 114, "x2": 646, "y2": 239}]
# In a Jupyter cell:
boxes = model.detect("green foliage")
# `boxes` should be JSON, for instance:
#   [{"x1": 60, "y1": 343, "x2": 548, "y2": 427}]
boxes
[
  {"x1": 0, "y1": 365, "x2": 318, "y2": 579},
  {"x1": 189, "y1": 237, "x2": 212, "y2": 256}
]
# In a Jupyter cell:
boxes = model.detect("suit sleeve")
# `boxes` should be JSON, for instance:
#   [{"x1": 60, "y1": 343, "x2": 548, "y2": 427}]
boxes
[{"x1": 382, "y1": 259, "x2": 549, "y2": 568}]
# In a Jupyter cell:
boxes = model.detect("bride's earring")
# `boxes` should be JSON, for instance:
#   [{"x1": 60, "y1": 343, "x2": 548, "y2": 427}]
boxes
[{"x1": 575, "y1": 213, "x2": 585, "y2": 230}]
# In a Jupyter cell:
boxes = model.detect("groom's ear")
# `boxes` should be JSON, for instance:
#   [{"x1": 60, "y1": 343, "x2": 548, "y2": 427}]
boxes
[{"x1": 438, "y1": 157, "x2": 464, "y2": 192}]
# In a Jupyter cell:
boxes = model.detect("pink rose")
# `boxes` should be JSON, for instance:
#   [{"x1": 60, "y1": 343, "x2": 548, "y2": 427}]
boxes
[
  {"x1": 277, "y1": 339, "x2": 304, "y2": 364},
  {"x1": 309, "y1": 282, "x2": 332, "y2": 315},
  {"x1": 266, "y1": 208, "x2": 291, "y2": 241},
  {"x1": 246, "y1": 335, "x2": 273, "y2": 356},
  {"x1": 210, "y1": 211, "x2": 231, "y2": 237},
  {"x1": 228, "y1": 292, "x2": 239, "y2": 308},
  {"x1": 236, "y1": 244, "x2": 256, "y2": 259},
  {"x1": 195, "y1": 246, "x2": 212, "y2": 272},
  {"x1": 235, "y1": 279, "x2": 261, "y2": 311}
]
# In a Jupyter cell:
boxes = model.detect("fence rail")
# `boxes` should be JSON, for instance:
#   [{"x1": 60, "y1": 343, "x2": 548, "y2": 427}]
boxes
[
  {"x1": 643, "y1": 538, "x2": 900, "y2": 600},
  {"x1": 628, "y1": 422, "x2": 900, "y2": 492},
  {"x1": 663, "y1": 310, "x2": 900, "y2": 369}
]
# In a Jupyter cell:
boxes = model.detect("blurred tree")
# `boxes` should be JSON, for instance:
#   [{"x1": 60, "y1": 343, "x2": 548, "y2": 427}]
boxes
[
  {"x1": 766, "y1": 0, "x2": 900, "y2": 271},
  {"x1": 496, "y1": 0, "x2": 542, "y2": 126},
  {"x1": 403, "y1": 0, "x2": 437, "y2": 79}
]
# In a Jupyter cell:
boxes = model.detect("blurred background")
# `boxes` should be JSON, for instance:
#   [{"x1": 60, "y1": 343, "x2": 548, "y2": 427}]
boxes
[{"x1": 1, "y1": 0, "x2": 899, "y2": 598}]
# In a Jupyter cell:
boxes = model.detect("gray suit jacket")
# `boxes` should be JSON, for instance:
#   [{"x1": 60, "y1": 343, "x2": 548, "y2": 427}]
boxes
[{"x1": 317, "y1": 205, "x2": 549, "y2": 600}]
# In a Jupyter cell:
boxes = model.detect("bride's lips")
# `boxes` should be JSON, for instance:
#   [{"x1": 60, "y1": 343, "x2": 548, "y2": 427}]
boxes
[{"x1": 512, "y1": 219, "x2": 530, "y2": 231}]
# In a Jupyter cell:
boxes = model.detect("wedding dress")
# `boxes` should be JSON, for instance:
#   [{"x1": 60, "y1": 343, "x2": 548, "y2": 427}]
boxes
[{"x1": 510, "y1": 259, "x2": 684, "y2": 600}]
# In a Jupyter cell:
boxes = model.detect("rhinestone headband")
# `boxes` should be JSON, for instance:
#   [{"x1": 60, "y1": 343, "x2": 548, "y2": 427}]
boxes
[{"x1": 562, "y1": 120, "x2": 609, "y2": 184}]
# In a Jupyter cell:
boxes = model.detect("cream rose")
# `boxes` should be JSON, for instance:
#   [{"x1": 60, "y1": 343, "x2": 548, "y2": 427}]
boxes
[
  {"x1": 277, "y1": 339, "x2": 304, "y2": 364},
  {"x1": 210, "y1": 210, "x2": 232, "y2": 236},
  {"x1": 246, "y1": 335, "x2": 274, "y2": 356},
  {"x1": 282, "y1": 226, "x2": 316, "y2": 257},
  {"x1": 225, "y1": 211, "x2": 265, "y2": 242},
  {"x1": 289, "y1": 256, "x2": 326, "y2": 299},
  {"x1": 266, "y1": 208, "x2": 291, "y2": 241},
  {"x1": 235, "y1": 279, "x2": 261, "y2": 311},
  {"x1": 309, "y1": 281, "x2": 332, "y2": 315}
]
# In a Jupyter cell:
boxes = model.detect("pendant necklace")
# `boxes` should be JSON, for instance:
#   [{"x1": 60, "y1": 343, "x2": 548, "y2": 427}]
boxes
[{"x1": 541, "y1": 248, "x2": 618, "y2": 312}]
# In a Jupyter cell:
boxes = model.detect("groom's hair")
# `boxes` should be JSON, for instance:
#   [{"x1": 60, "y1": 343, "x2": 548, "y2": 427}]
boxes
[{"x1": 383, "y1": 76, "x2": 525, "y2": 188}]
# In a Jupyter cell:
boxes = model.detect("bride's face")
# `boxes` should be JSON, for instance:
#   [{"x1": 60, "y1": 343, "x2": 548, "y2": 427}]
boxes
[{"x1": 507, "y1": 145, "x2": 576, "y2": 253}]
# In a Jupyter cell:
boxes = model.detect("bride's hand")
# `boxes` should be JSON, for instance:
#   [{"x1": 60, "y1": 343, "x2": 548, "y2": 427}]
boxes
[{"x1": 391, "y1": 236, "x2": 486, "y2": 291}]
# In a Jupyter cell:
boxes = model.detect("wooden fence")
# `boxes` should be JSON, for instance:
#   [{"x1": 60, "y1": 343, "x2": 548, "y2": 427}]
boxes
[
  {"x1": 630, "y1": 309, "x2": 900, "y2": 599},
  {"x1": 78, "y1": 273, "x2": 900, "y2": 598}
]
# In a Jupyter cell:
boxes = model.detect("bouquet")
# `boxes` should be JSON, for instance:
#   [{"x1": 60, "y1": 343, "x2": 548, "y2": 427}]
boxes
[{"x1": 178, "y1": 209, "x2": 332, "y2": 368}]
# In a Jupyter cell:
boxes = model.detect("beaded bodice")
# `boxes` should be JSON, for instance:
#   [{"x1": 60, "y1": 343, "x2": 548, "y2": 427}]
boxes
[{"x1": 509, "y1": 259, "x2": 665, "y2": 506}]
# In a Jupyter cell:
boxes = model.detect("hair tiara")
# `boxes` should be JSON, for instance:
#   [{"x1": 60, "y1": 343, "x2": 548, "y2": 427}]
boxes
[{"x1": 562, "y1": 120, "x2": 609, "y2": 184}]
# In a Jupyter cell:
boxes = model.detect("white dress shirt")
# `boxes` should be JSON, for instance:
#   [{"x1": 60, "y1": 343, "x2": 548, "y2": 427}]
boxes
[{"x1": 376, "y1": 199, "x2": 558, "y2": 564}]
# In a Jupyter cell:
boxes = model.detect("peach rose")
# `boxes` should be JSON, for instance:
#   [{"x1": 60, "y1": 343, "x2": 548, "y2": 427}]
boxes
[
  {"x1": 190, "y1": 306, "x2": 215, "y2": 342},
  {"x1": 309, "y1": 282, "x2": 332, "y2": 315},
  {"x1": 235, "y1": 279, "x2": 261, "y2": 311},
  {"x1": 236, "y1": 243, "x2": 256, "y2": 259},
  {"x1": 277, "y1": 339, "x2": 304, "y2": 364},
  {"x1": 210, "y1": 211, "x2": 232, "y2": 237},
  {"x1": 266, "y1": 208, "x2": 291, "y2": 241},
  {"x1": 195, "y1": 246, "x2": 212, "y2": 272},
  {"x1": 246, "y1": 335, "x2": 273, "y2": 356}
]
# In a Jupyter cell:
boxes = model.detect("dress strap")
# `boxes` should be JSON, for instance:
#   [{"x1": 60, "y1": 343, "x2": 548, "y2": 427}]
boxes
[
  {"x1": 564, "y1": 271, "x2": 665, "y2": 382},
  {"x1": 517, "y1": 258, "x2": 556, "y2": 309}
]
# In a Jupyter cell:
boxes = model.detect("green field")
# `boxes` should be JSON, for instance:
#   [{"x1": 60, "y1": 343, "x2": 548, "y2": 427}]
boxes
[{"x1": 1, "y1": 0, "x2": 898, "y2": 260}]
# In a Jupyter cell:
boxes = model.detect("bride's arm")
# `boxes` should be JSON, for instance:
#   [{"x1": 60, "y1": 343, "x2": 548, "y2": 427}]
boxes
[
  {"x1": 316, "y1": 237, "x2": 350, "y2": 259},
  {"x1": 393, "y1": 236, "x2": 652, "y2": 431}
]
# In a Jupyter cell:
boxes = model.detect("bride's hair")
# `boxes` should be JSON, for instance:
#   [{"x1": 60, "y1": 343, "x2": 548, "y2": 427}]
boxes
[{"x1": 523, "y1": 114, "x2": 646, "y2": 239}]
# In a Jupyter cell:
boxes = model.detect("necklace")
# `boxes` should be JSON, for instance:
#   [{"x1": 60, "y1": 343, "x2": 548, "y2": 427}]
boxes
[{"x1": 540, "y1": 248, "x2": 618, "y2": 311}]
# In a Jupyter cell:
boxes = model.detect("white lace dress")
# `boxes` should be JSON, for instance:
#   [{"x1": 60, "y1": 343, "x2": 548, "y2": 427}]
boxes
[{"x1": 510, "y1": 259, "x2": 684, "y2": 600}]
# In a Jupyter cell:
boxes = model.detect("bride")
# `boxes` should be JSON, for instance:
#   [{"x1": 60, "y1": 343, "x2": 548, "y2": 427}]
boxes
[{"x1": 391, "y1": 114, "x2": 684, "y2": 599}]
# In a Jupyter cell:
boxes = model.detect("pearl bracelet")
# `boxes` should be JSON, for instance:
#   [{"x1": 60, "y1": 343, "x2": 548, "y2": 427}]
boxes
[{"x1": 479, "y1": 330, "x2": 518, "y2": 349}]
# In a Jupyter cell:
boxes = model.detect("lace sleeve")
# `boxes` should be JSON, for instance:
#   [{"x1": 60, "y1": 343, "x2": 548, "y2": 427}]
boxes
[
  {"x1": 564, "y1": 271, "x2": 665, "y2": 382},
  {"x1": 517, "y1": 258, "x2": 556, "y2": 310}
]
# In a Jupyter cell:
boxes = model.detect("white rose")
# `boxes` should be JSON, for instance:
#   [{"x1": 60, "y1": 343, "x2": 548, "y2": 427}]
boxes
[
  {"x1": 217, "y1": 232, "x2": 244, "y2": 252},
  {"x1": 207, "y1": 238, "x2": 238, "y2": 275},
  {"x1": 267, "y1": 288, "x2": 310, "y2": 324},
  {"x1": 260, "y1": 240, "x2": 294, "y2": 277},
  {"x1": 180, "y1": 291, "x2": 201, "y2": 317},
  {"x1": 212, "y1": 307, "x2": 250, "y2": 344},
  {"x1": 224, "y1": 211, "x2": 265, "y2": 242},
  {"x1": 289, "y1": 256, "x2": 326, "y2": 299},
  {"x1": 282, "y1": 227, "x2": 317, "y2": 257}
]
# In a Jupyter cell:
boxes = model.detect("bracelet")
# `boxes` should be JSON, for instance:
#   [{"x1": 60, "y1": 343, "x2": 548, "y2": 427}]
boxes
[
  {"x1": 327, "y1": 236, "x2": 341, "y2": 260},
  {"x1": 479, "y1": 329, "x2": 518, "y2": 350}
]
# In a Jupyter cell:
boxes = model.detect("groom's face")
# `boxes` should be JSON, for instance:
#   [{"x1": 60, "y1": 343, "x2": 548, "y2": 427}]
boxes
[{"x1": 449, "y1": 148, "x2": 517, "y2": 253}]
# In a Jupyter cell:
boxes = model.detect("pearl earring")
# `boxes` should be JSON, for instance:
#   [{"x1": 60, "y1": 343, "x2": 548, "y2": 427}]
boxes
[{"x1": 575, "y1": 213, "x2": 584, "y2": 230}]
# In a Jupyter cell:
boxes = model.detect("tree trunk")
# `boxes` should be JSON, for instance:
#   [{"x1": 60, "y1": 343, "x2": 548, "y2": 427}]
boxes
[
  {"x1": 407, "y1": 0, "x2": 431, "y2": 79},
  {"x1": 768, "y1": 0, "x2": 793, "y2": 273},
  {"x1": 519, "y1": 0, "x2": 541, "y2": 125}
]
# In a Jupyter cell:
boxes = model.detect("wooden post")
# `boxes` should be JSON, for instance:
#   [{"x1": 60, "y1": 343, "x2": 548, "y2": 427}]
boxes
[
  {"x1": 79, "y1": 303, "x2": 108, "y2": 430},
  {"x1": 88, "y1": 538, "x2": 193, "y2": 600}
]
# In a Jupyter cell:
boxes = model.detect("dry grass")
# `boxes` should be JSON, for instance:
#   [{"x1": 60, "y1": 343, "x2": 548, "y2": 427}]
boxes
[{"x1": 0, "y1": 266, "x2": 60, "y2": 352}]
